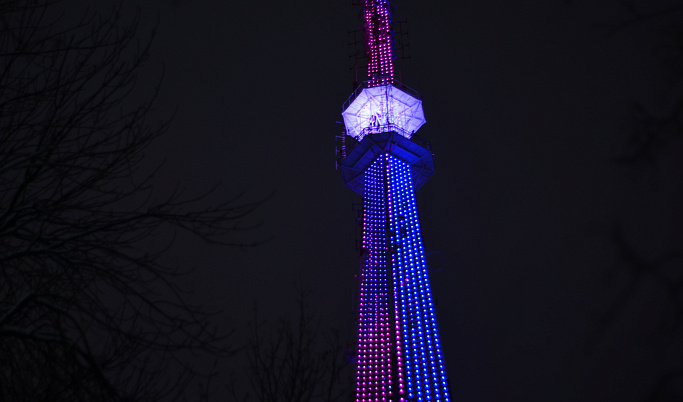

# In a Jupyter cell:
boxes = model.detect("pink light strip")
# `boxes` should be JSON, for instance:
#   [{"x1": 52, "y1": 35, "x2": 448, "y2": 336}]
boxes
[{"x1": 364, "y1": 0, "x2": 395, "y2": 87}]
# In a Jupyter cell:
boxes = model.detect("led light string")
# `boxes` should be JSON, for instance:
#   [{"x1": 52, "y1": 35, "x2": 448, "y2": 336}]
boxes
[{"x1": 357, "y1": 158, "x2": 393, "y2": 402}]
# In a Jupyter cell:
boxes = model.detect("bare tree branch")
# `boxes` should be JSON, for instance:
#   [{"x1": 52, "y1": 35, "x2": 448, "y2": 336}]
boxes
[
  {"x1": 229, "y1": 293, "x2": 351, "y2": 402},
  {"x1": 0, "y1": 1, "x2": 262, "y2": 400}
]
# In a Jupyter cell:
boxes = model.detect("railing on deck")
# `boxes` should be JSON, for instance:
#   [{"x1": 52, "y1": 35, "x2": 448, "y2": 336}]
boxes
[{"x1": 341, "y1": 79, "x2": 421, "y2": 113}]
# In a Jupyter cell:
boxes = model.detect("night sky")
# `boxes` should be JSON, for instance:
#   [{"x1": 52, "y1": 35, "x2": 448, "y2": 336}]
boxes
[{"x1": 79, "y1": 0, "x2": 683, "y2": 400}]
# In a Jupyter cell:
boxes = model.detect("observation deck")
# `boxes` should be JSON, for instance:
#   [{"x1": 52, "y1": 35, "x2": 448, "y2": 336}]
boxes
[
  {"x1": 341, "y1": 80, "x2": 426, "y2": 141},
  {"x1": 339, "y1": 79, "x2": 433, "y2": 195}
]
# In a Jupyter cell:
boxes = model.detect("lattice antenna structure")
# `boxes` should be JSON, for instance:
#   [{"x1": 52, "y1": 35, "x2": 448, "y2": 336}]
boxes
[
  {"x1": 347, "y1": 4, "x2": 411, "y2": 87},
  {"x1": 393, "y1": 18, "x2": 411, "y2": 66},
  {"x1": 337, "y1": 1, "x2": 452, "y2": 401}
]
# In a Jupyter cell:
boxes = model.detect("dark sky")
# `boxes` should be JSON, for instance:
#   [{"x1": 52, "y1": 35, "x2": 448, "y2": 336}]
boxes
[{"x1": 79, "y1": 0, "x2": 683, "y2": 400}]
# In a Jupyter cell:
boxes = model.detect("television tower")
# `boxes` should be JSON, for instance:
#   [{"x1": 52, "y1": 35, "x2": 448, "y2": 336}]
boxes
[{"x1": 338, "y1": 1, "x2": 451, "y2": 401}]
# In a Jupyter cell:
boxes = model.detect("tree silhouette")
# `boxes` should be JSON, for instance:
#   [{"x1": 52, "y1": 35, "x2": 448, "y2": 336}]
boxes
[
  {"x1": 605, "y1": 1, "x2": 683, "y2": 169},
  {"x1": 569, "y1": 1, "x2": 683, "y2": 400},
  {"x1": 229, "y1": 293, "x2": 351, "y2": 402},
  {"x1": 0, "y1": 1, "x2": 259, "y2": 400}
]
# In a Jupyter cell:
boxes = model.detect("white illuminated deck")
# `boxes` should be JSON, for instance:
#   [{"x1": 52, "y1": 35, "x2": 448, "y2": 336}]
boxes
[{"x1": 342, "y1": 83, "x2": 426, "y2": 141}]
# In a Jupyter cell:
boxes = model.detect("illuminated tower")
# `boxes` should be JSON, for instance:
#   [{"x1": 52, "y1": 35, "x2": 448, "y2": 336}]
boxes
[{"x1": 338, "y1": 1, "x2": 451, "y2": 401}]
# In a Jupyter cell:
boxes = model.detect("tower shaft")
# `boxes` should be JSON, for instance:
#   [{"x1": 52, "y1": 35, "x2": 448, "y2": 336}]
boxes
[{"x1": 356, "y1": 154, "x2": 450, "y2": 402}]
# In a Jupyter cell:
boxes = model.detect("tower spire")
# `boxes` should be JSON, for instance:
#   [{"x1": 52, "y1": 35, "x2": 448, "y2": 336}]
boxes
[
  {"x1": 363, "y1": 0, "x2": 395, "y2": 87},
  {"x1": 341, "y1": 0, "x2": 425, "y2": 143}
]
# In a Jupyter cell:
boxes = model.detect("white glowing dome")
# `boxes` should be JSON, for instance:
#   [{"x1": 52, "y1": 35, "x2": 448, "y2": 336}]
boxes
[{"x1": 342, "y1": 84, "x2": 425, "y2": 141}]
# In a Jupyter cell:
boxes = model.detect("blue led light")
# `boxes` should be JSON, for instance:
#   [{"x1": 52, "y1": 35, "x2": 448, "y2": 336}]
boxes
[{"x1": 355, "y1": 153, "x2": 450, "y2": 401}]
